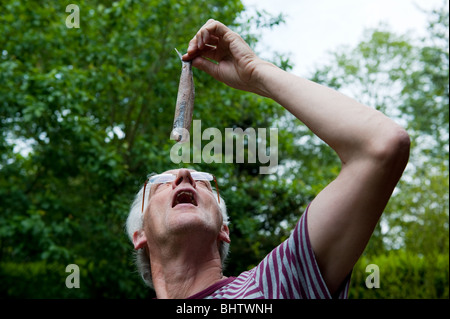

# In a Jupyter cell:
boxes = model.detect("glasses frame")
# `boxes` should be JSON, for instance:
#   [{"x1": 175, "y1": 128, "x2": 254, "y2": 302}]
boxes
[{"x1": 141, "y1": 172, "x2": 220, "y2": 213}]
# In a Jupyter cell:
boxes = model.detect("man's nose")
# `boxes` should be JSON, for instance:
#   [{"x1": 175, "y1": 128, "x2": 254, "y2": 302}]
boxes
[{"x1": 172, "y1": 169, "x2": 196, "y2": 188}]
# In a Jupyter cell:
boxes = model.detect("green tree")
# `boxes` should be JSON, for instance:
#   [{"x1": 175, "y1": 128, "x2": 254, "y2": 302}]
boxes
[
  {"x1": 1, "y1": 0, "x2": 447, "y2": 299},
  {"x1": 0, "y1": 0, "x2": 297, "y2": 298}
]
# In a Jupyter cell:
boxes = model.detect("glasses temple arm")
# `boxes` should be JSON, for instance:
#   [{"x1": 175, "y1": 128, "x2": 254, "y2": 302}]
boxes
[
  {"x1": 213, "y1": 176, "x2": 220, "y2": 204},
  {"x1": 142, "y1": 181, "x2": 148, "y2": 213}
]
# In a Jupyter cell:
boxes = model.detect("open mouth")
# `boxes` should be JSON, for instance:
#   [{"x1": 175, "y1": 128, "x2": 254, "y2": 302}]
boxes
[{"x1": 172, "y1": 189, "x2": 198, "y2": 207}]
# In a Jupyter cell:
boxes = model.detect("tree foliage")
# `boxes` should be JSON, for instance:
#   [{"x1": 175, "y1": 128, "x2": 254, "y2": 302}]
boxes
[
  {"x1": 0, "y1": 0, "x2": 448, "y2": 298},
  {"x1": 350, "y1": 250, "x2": 448, "y2": 299},
  {"x1": 0, "y1": 0, "x2": 296, "y2": 298}
]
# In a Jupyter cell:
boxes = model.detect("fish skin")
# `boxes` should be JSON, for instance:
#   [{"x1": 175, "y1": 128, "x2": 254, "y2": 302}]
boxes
[{"x1": 171, "y1": 48, "x2": 195, "y2": 143}]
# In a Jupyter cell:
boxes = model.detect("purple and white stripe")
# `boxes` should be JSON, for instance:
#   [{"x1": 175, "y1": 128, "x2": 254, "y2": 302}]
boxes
[{"x1": 204, "y1": 208, "x2": 351, "y2": 299}]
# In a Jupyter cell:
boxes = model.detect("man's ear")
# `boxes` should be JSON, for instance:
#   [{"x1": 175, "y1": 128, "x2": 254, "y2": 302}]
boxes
[
  {"x1": 132, "y1": 229, "x2": 147, "y2": 250},
  {"x1": 218, "y1": 224, "x2": 231, "y2": 244}
]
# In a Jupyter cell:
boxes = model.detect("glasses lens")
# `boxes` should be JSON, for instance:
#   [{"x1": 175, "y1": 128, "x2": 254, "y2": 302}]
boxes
[
  {"x1": 192, "y1": 172, "x2": 220, "y2": 204},
  {"x1": 142, "y1": 172, "x2": 220, "y2": 213},
  {"x1": 149, "y1": 174, "x2": 175, "y2": 184},
  {"x1": 191, "y1": 172, "x2": 213, "y2": 181}
]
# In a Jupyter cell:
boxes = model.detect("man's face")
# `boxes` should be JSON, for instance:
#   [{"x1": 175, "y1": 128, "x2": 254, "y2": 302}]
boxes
[{"x1": 142, "y1": 169, "x2": 227, "y2": 247}]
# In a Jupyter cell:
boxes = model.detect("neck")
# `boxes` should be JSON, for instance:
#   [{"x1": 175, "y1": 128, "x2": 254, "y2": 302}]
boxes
[{"x1": 149, "y1": 236, "x2": 225, "y2": 299}]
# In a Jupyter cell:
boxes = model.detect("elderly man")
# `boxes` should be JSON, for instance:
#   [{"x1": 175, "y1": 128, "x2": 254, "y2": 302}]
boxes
[{"x1": 126, "y1": 20, "x2": 410, "y2": 299}]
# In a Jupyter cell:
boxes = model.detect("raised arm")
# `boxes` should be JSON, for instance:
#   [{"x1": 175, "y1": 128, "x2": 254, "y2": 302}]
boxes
[{"x1": 184, "y1": 19, "x2": 410, "y2": 294}]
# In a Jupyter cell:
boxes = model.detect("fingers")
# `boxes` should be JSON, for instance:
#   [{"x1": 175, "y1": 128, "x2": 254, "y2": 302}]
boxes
[
  {"x1": 183, "y1": 19, "x2": 229, "y2": 61},
  {"x1": 196, "y1": 19, "x2": 227, "y2": 49},
  {"x1": 182, "y1": 43, "x2": 216, "y2": 61}
]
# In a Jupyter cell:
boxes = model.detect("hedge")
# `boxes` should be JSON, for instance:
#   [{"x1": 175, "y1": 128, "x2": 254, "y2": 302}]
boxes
[
  {"x1": 2, "y1": 251, "x2": 448, "y2": 298},
  {"x1": 349, "y1": 251, "x2": 449, "y2": 299}
]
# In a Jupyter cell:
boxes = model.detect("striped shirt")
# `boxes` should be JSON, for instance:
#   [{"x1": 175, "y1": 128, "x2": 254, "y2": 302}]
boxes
[{"x1": 188, "y1": 207, "x2": 351, "y2": 299}]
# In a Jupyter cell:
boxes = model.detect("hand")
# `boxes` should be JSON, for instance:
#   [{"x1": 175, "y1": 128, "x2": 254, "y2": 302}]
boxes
[{"x1": 182, "y1": 19, "x2": 271, "y2": 95}]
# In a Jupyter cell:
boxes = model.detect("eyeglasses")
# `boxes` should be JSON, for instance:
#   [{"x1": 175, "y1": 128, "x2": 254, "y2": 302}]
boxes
[{"x1": 141, "y1": 172, "x2": 220, "y2": 213}]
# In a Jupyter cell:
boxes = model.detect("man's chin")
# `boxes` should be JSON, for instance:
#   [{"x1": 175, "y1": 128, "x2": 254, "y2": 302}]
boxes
[{"x1": 166, "y1": 212, "x2": 216, "y2": 238}]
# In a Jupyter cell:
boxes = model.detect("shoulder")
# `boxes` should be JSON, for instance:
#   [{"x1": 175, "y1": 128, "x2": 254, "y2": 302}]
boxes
[{"x1": 254, "y1": 207, "x2": 351, "y2": 298}]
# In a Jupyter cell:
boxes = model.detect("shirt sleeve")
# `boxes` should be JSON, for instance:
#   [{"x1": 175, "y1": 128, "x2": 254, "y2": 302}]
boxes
[{"x1": 254, "y1": 205, "x2": 352, "y2": 299}]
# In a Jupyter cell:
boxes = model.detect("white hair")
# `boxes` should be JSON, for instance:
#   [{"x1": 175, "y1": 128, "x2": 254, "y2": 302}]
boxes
[{"x1": 125, "y1": 182, "x2": 230, "y2": 289}]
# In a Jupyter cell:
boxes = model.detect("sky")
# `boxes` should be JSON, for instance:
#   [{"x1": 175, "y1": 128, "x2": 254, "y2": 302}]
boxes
[{"x1": 241, "y1": 0, "x2": 444, "y2": 76}]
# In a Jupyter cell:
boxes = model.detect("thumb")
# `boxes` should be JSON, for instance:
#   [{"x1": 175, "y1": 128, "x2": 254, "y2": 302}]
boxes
[{"x1": 192, "y1": 56, "x2": 221, "y2": 81}]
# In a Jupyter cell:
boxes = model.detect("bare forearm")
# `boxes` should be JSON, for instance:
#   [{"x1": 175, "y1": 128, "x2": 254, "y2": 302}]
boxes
[
  {"x1": 254, "y1": 62, "x2": 407, "y2": 164},
  {"x1": 184, "y1": 19, "x2": 408, "y2": 164}
]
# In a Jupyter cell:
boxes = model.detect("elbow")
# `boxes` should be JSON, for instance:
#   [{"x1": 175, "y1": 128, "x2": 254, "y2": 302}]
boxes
[
  {"x1": 370, "y1": 126, "x2": 411, "y2": 169},
  {"x1": 387, "y1": 127, "x2": 411, "y2": 165}
]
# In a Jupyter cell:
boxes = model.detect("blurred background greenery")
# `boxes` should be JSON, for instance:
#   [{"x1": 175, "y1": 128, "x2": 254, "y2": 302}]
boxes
[{"x1": 0, "y1": 0, "x2": 448, "y2": 298}]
